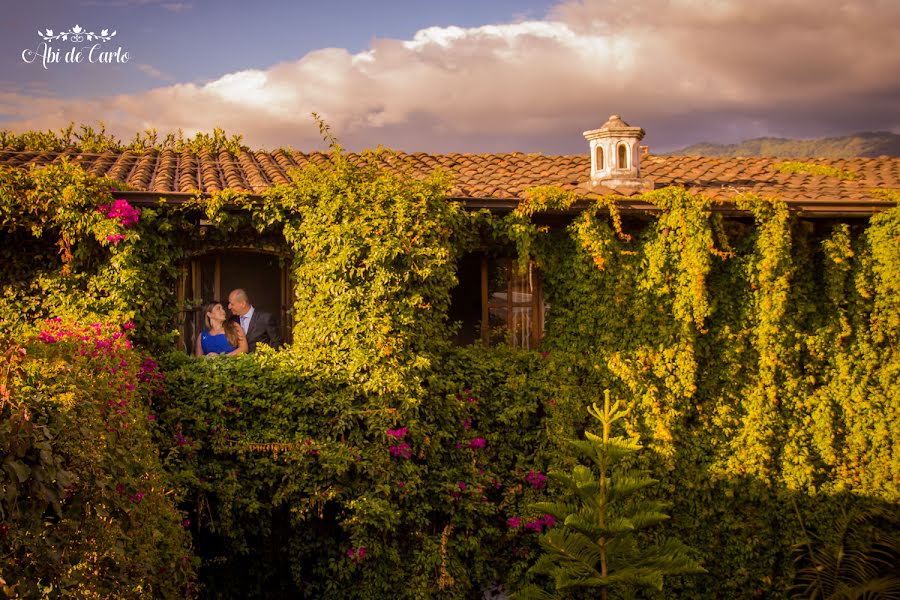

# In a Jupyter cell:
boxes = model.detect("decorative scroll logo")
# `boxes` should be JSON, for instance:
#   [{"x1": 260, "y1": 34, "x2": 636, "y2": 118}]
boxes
[
  {"x1": 22, "y1": 25, "x2": 130, "y2": 69},
  {"x1": 38, "y1": 25, "x2": 117, "y2": 43}
]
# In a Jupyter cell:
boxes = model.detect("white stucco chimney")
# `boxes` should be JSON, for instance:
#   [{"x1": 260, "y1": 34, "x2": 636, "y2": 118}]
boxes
[{"x1": 583, "y1": 115, "x2": 653, "y2": 191}]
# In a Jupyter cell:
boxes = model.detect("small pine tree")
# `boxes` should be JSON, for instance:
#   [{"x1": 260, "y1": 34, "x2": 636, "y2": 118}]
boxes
[{"x1": 515, "y1": 390, "x2": 705, "y2": 600}]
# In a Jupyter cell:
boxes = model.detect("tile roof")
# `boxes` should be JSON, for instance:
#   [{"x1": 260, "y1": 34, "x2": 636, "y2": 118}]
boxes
[{"x1": 1, "y1": 148, "x2": 897, "y2": 216}]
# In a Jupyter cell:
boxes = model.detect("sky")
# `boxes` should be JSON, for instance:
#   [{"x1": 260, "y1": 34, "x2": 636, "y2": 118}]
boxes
[{"x1": 1, "y1": 0, "x2": 899, "y2": 154}]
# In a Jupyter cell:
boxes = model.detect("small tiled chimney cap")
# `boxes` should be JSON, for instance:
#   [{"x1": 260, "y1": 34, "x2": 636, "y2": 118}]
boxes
[
  {"x1": 583, "y1": 114, "x2": 652, "y2": 192},
  {"x1": 583, "y1": 114, "x2": 645, "y2": 141}
]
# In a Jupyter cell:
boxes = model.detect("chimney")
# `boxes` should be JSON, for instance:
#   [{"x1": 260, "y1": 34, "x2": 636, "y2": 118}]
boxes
[{"x1": 583, "y1": 115, "x2": 653, "y2": 192}]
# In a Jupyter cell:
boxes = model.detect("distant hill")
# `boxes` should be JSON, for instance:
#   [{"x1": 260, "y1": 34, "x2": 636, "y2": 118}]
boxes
[{"x1": 667, "y1": 131, "x2": 900, "y2": 158}]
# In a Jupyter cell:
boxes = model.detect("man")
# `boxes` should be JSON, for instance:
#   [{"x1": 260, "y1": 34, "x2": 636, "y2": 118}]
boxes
[{"x1": 227, "y1": 288, "x2": 281, "y2": 352}]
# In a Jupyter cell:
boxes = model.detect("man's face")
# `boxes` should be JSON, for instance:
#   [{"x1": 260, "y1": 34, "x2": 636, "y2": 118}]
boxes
[{"x1": 228, "y1": 293, "x2": 249, "y2": 316}]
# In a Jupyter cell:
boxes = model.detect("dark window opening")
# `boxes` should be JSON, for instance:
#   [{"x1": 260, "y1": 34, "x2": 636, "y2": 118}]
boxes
[
  {"x1": 450, "y1": 253, "x2": 546, "y2": 349},
  {"x1": 178, "y1": 249, "x2": 292, "y2": 353}
]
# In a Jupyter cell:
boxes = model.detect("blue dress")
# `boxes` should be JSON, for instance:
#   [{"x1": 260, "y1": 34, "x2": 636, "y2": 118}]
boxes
[{"x1": 201, "y1": 330, "x2": 236, "y2": 354}]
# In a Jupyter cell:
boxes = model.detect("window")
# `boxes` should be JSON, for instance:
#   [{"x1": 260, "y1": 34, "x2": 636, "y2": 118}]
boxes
[
  {"x1": 449, "y1": 254, "x2": 546, "y2": 349},
  {"x1": 595, "y1": 145, "x2": 604, "y2": 171},
  {"x1": 177, "y1": 249, "x2": 292, "y2": 352},
  {"x1": 617, "y1": 143, "x2": 629, "y2": 169}
]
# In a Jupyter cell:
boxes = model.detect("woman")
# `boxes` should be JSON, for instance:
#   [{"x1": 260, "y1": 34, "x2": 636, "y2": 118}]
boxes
[{"x1": 194, "y1": 301, "x2": 248, "y2": 356}]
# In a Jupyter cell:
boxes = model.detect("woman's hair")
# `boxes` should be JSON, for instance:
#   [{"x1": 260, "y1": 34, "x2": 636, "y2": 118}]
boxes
[{"x1": 202, "y1": 301, "x2": 241, "y2": 348}]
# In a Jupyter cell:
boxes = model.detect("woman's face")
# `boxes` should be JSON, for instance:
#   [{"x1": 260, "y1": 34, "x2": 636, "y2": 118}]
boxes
[{"x1": 207, "y1": 304, "x2": 226, "y2": 322}]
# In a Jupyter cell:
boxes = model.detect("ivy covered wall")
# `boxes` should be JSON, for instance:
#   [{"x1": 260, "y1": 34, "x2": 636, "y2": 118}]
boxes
[{"x1": 1, "y1": 152, "x2": 898, "y2": 599}]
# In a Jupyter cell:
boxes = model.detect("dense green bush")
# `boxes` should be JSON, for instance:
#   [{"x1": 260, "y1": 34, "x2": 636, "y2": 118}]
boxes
[{"x1": 152, "y1": 345, "x2": 567, "y2": 598}]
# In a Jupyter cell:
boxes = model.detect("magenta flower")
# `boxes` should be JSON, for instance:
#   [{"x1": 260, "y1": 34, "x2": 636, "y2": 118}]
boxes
[
  {"x1": 385, "y1": 426, "x2": 408, "y2": 439},
  {"x1": 525, "y1": 469, "x2": 546, "y2": 490},
  {"x1": 101, "y1": 199, "x2": 140, "y2": 227},
  {"x1": 508, "y1": 517, "x2": 522, "y2": 529},
  {"x1": 524, "y1": 514, "x2": 557, "y2": 532},
  {"x1": 389, "y1": 442, "x2": 412, "y2": 459},
  {"x1": 347, "y1": 547, "x2": 366, "y2": 562},
  {"x1": 469, "y1": 437, "x2": 486, "y2": 449},
  {"x1": 462, "y1": 419, "x2": 471, "y2": 429},
  {"x1": 458, "y1": 481, "x2": 466, "y2": 490},
  {"x1": 183, "y1": 519, "x2": 191, "y2": 528}
]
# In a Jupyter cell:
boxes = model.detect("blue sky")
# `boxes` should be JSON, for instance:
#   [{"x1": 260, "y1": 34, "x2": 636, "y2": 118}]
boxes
[
  {"x1": 2, "y1": 0, "x2": 899, "y2": 153},
  {"x1": 3, "y1": 1, "x2": 553, "y2": 95}
]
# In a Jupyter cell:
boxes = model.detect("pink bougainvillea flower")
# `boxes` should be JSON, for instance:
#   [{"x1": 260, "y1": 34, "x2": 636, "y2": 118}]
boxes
[
  {"x1": 347, "y1": 547, "x2": 366, "y2": 562},
  {"x1": 507, "y1": 517, "x2": 522, "y2": 529},
  {"x1": 525, "y1": 469, "x2": 546, "y2": 490},
  {"x1": 385, "y1": 426, "x2": 408, "y2": 439},
  {"x1": 469, "y1": 437, "x2": 486, "y2": 449},
  {"x1": 388, "y1": 442, "x2": 412, "y2": 458}
]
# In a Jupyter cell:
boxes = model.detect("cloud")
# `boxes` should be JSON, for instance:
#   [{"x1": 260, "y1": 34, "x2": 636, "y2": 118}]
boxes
[
  {"x1": 161, "y1": 3, "x2": 192, "y2": 13},
  {"x1": 137, "y1": 63, "x2": 175, "y2": 81},
  {"x1": 3, "y1": 0, "x2": 899, "y2": 152}
]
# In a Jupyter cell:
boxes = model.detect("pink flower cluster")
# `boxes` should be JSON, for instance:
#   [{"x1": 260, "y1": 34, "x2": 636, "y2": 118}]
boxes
[
  {"x1": 385, "y1": 427, "x2": 408, "y2": 439},
  {"x1": 469, "y1": 437, "x2": 486, "y2": 449},
  {"x1": 35, "y1": 319, "x2": 134, "y2": 357},
  {"x1": 98, "y1": 199, "x2": 140, "y2": 227},
  {"x1": 508, "y1": 514, "x2": 556, "y2": 532},
  {"x1": 525, "y1": 469, "x2": 546, "y2": 490},
  {"x1": 386, "y1": 425, "x2": 412, "y2": 459},
  {"x1": 389, "y1": 442, "x2": 411, "y2": 458},
  {"x1": 346, "y1": 547, "x2": 366, "y2": 562}
]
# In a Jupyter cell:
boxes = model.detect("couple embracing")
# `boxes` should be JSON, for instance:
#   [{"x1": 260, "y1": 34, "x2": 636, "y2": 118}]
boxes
[{"x1": 194, "y1": 288, "x2": 281, "y2": 357}]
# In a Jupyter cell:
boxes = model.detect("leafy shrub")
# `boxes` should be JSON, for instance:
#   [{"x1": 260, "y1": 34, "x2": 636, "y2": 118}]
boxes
[{"x1": 0, "y1": 320, "x2": 196, "y2": 598}]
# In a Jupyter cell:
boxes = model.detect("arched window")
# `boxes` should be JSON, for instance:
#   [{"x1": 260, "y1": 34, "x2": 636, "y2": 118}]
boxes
[
  {"x1": 178, "y1": 248, "x2": 292, "y2": 352},
  {"x1": 617, "y1": 144, "x2": 629, "y2": 169},
  {"x1": 595, "y1": 146, "x2": 604, "y2": 171}
]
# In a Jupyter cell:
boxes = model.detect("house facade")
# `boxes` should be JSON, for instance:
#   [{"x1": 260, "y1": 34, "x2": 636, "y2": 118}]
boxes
[{"x1": 2, "y1": 116, "x2": 898, "y2": 351}]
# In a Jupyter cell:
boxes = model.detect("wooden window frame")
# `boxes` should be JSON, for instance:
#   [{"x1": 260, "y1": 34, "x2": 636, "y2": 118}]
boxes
[{"x1": 480, "y1": 256, "x2": 544, "y2": 349}]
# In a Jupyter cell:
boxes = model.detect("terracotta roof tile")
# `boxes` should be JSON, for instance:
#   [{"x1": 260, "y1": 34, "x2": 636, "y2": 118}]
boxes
[{"x1": 1, "y1": 148, "x2": 897, "y2": 215}]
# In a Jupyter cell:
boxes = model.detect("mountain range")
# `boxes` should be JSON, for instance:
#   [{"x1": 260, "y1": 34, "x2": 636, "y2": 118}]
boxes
[{"x1": 666, "y1": 131, "x2": 900, "y2": 158}]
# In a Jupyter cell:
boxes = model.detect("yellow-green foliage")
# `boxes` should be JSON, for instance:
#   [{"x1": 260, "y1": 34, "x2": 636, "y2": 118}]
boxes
[
  {"x1": 0, "y1": 121, "x2": 247, "y2": 155},
  {"x1": 772, "y1": 161, "x2": 857, "y2": 180}
]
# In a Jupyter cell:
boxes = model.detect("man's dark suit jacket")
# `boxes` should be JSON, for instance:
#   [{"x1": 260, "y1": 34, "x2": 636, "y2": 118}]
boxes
[{"x1": 231, "y1": 309, "x2": 281, "y2": 352}]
